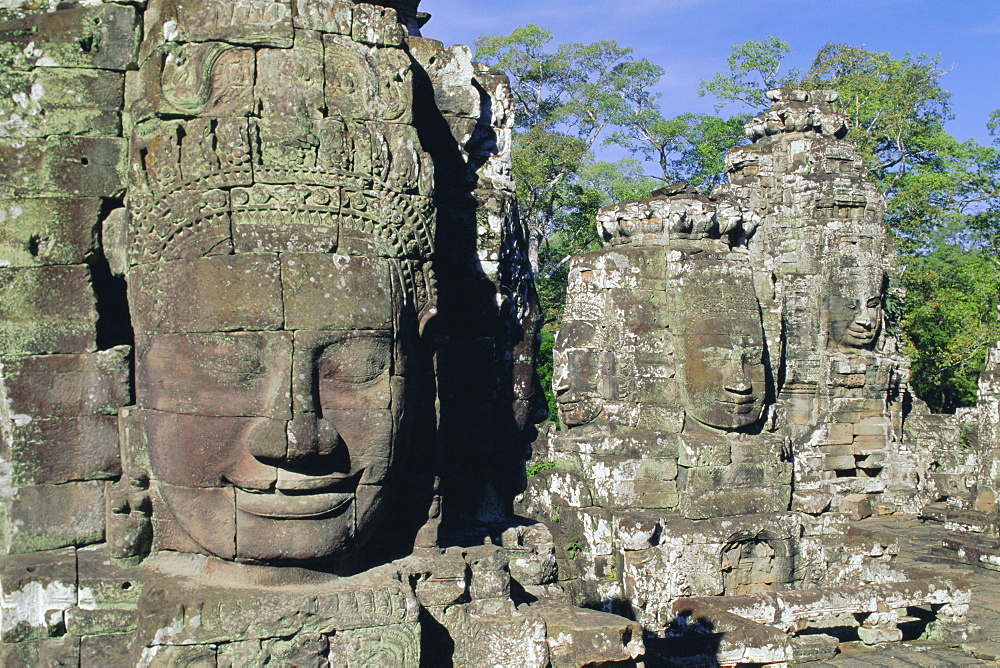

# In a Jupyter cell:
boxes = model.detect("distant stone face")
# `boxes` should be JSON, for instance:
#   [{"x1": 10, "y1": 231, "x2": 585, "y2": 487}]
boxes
[
  {"x1": 825, "y1": 259, "x2": 885, "y2": 351},
  {"x1": 671, "y1": 246, "x2": 767, "y2": 431}
]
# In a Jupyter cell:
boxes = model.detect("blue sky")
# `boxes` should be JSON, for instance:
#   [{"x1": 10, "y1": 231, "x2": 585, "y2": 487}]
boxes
[{"x1": 419, "y1": 0, "x2": 1000, "y2": 154}]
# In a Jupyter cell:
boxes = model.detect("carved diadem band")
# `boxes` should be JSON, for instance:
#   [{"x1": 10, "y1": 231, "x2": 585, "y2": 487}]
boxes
[{"x1": 597, "y1": 185, "x2": 757, "y2": 246}]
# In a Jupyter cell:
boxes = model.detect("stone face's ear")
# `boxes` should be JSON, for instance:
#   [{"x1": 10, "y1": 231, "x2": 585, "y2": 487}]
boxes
[
  {"x1": 418, "y1": 304, "x2": 437, "y2": 337},
  {"x1": 102, "y1": 207, "x2": 130, "y2": 277}
]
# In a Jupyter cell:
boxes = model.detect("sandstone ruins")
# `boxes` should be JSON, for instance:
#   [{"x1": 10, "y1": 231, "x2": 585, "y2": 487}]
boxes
[{"x1": 0, "y1": 1, "x2": 998, "y2": 666}]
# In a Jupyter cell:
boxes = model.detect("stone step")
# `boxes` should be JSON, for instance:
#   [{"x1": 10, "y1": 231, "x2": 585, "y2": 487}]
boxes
[
  {"x1": 927, "y1": 545, "x2": 961, "y2": 560},
  {"x1": 962, "y1": 641, "x2": 1000, "y2": 662},
  {"x1": 944, "y1": 513, "x2": 995, "y2": 535},
  {"x1": 913, "y1": 555, "x2": 959, "y2": 566},
  {"x1": 920, "y1": 502, "x2": 951, "y2": 523},
  {"x1": 941, "y1": 534, "x2": 1000, "y2": 571},
  {"x1": 920, "y1": 503, "x2": 998, "y2": 535}
]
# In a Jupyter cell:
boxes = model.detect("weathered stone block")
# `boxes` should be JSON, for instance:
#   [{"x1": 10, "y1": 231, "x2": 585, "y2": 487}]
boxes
[
  {"x1": 128, "y1": 255, "x2": 282, "y2": 335},
  {"x1": 408, "y1": 39, "x2": 480, "y2": 119},
  {"x1": 0, "y1": 137, "x2": 126, "y2": 197},
  {"x1": 256, "y1": 33, "x2": 324, "y2": 120},
  {"x1": 442, "y1": 607, "x2": 548, "y2": 668},
  {"x1": 0, "y1": 198, "x2": 101, "y2": 267},
  {"x1": 535, "y1": 603, "x2": 644, "y2": 667},
  {"x1": 826, "y1": 422, "x2": 854, "y2": 444},
  {"x1": 0, "y1": 547, "x2": 76, "y2": 642},
  {"x1": 328, "y1": 623, "x2": 420, "y2": 665},
  {"x1": 77, "y1": 544, "x2": 150, "y2": 610},
  {"x1": 79, "y1": 632, "x2": 132, "y2": 667},
  {"x1": 137, "y1": 644, "x2": 217, "y2": 666},
  {"x1": 66, "y1": 606, "x2": 138, "y2": 636},
  {"x1": 466, "y1": 545, "x2": 511, "y2": 600},
  {"x1": 0, "y1": 4, "x2": 138, "y2": 71},
  {"x1": 323, "y1": 34, "x2": 412, "y2": 124},
  {"x1": 819, "y1": 443, "x2": 853, "y2": 457},
  {"x1": 678, "y1": 433, "x2": 732, "y2": 467},
  {"x1": 139, "y1": 412, "x2": 283, "y2": 487},
  {"x1": 0, "y1": 265, "x2": 96, "y2": 355},
  {"x1": 3, "y1": 347, "x2": 130, "y2": 416},
  {"x1": 142, "y1": 0, "x2": 293, "y2": 50},
  {"x1": 135, "y1": 573, "x2": 418, "y2": 646},
  {"x1": 3, "y1": 481, "x2": 105, "y2": 554},
  {"x1": 792, "y1": 490, "x2": 833, "y2": 514},
  {"x1": 0, "y1": 635, "x2": 79, "y2": 666},
  {"x1": 824, "y1": 454, "x2": 856, "y2": 471},
  {"x1": 351, "y1": 3, "x2": 404, "y2": 47},
  {"x1": 0, "y1": 68, "x2": 123, "y2": 138},
  {"x1": 637, "y1": 457, "x2": 678, "y2": 482},
  {"x1": 6, "y1": 415, "x2": 120, "y2": 485},
  {"x1": 634, "y1": 480, "x2": 680, "y2": 509},
  {"x1": 292, "y1": 0, "x2": 353, "y2": 33},
  {"x1": 282, "y1": 254, "x2": 393, "y2": 331},
  {"x1": 682, "y1": 485, "x2": 791, "y2": 520},
  {"x1": 840, "y1": 493, "x2": 872, "y2": 520},
  {"x1": 129, "y1": 43, "x2": 256, "y2": 122},
  {"x1": 136, "y1": 332, "x2": 291, "y2": 419}
]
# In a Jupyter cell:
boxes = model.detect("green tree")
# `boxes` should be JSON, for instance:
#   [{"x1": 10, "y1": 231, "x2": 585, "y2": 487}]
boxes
[
  {"x1": 698, "y1": 36, "x2": 799, "y2": 111},
  {"x1": 474, "y1": 25, "x2": 663, "y2": 272},
  {"x1": 902, "y1": 246, "x2": 1000, "y2": 412}
]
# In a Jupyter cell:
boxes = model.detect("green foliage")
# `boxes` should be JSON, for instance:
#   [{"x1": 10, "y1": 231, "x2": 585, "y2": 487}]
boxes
[
  {"x1": 475, "y1": 25, "x2": 665, "y2": 279},
  {"x1": 535, "y1": 330, "x2": 558, "y2": 424},
  {"x1": 535, "y1": 158, "x2": 656, "y2": 329},
  {"x1": 803, "y1": 45, "x2": 952, "y2": 173},
  {"x1": 901, "y1": 246, "x2": 1000, "y2": 412},
  {"x1": 607, "y1": 111, "x2": 750, "y2": 187},
  {"x1": 565, "y1": 537, "x2": 582, "y2": 560},
  {"x1": 959, "y1": 423, "x2": 975, "y2": 450},
  {"x1": 526, "y1": 460, "x2": 557, "y2": 477},
  {"x1": 698, "y1": 36, "x2": 798, "y2": 111},
  {"x1": 699, "y1": 38, "x2": 1000, "y2": 411}
]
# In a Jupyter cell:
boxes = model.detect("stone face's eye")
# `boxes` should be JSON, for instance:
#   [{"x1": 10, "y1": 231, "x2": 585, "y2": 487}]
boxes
[
  {"x1": 866, "y1": 296, "x2": 881, "y2": 308},
  {"x1": 318, "y1": 335, "x2": 391, "y2": 386},
  {"x1": 845, "y1": 299, "x2": 859, "y2": 310}
]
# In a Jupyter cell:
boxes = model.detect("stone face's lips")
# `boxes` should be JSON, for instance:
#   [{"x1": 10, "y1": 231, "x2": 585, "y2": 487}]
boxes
[
  {"x1": 275, "y1": 473, "x2": 355, "y2": 492},
  {"x1": 846, "y1": 325, "x2": 875, "y2": 341},
  {"x1": 235, "y1": 488, "x2": 352, "y2": 519},
  {"x1": 719, "y1": 394, "x2": 757, "y2": 413}
]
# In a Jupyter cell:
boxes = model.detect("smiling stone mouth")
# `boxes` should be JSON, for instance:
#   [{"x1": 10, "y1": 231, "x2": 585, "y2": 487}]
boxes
[{"x1": 235, "y1": 488, "x2": 352, "y2": 519}]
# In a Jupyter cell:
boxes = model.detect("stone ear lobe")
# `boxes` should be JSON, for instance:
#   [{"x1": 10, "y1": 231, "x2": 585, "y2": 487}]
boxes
[{"x1": 102, "y1": 207, "x2": 130, "y2": 277}]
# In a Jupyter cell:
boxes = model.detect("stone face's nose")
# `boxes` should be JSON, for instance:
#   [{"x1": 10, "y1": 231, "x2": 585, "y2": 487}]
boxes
[
  {"x1": 285, "y1": 413, "x2": 344, "y2": 459},
  {"x1": 724, "y1": 358, "x2": 753, "y2": 394},
  {"x1": 856, "y1": 306, "x2": 873, "y2": 327}
]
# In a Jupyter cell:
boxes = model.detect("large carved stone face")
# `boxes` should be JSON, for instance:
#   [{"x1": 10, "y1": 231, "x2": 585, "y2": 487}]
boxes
[
  {"x1": 132, "y1": 253, "x2": 412, "y2": 563},
  {"x1": 826, "y1": 268, "x2": 884, "y2": 350},
  {"x1": 552, "y1": 321, "x2": 603, "y2": 427},
  {"x1": 672, "y1": 252, "x2": 767, "y2": 431},
  {"x1": 676, "y1": 315, "x2": 766, "y2": 430}
]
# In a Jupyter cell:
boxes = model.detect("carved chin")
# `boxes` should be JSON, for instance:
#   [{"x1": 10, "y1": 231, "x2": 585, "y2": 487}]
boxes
[
  {"x1": 558, "y1": 399, "x2": 602, "y2": 427},
  {"x1": 234, "y1": 503, "x2": 355, "y2": 562},
  {"x1": 157, "y1": 483, "x2": 363, "y2": 563},
  {"x1": 689, "y1": 401, "x2": 762, "y2": 431},
  {"x1": 841, "y1": 330, "x2": 876, "y2": 347}
]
